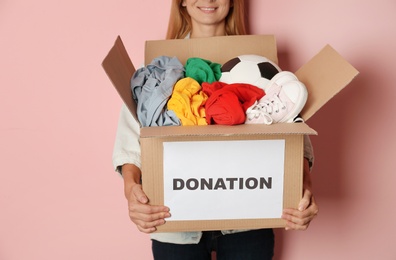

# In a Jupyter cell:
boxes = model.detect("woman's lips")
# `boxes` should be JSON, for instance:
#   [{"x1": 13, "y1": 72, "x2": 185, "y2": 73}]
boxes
[{"x1": 199, "y1": 7, "x2": 217, "y2": 12}]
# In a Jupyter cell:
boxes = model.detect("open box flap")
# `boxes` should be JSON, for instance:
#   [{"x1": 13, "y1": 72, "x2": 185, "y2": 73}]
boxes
[
  {"x1": 296, "y1": 44, "x2": 359, "y2": 121},
  {"x1": 101, "y1": 36, "x2": 138, "y2": 123},
  {"x1": 145, "y1": 35, "x2": 278, "y2": 65}
]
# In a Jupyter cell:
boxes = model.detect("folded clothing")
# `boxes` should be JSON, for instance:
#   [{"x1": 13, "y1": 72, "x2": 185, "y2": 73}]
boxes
[
  {"x1": 167, "y1": 77, "x2": 208, "y2": 126},
  {"x1": 202, "y1": 81, "x2": 265, "y2": 125},
  {"x1": 185, "y1": 57, "x2": 222, "y2": 85},
  {"x1": 131, "y1": 56, "x2": 185, "y2": 127}
]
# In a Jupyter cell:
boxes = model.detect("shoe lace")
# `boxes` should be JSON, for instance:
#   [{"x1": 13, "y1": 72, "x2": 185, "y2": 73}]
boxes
[
  {"x1": 259, "y1": 93, "x2": 286, "y2": 115},
  {"x1": 246, "y1": 104, "x2": 273, "y2": 125},
  {"x1": 246, "y1": 93, "x2": 287, "y2": 125}
]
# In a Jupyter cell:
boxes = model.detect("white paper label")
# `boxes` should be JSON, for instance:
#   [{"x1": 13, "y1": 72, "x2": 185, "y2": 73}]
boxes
[{"x1": 163, "y1": 139, "x2": 285, "y2": 221}]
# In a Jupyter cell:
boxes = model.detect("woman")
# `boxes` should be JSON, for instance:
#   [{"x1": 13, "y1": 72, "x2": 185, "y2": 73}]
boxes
[{"x1": 112, "y1": 0, "x2": 318, "y2": 259}]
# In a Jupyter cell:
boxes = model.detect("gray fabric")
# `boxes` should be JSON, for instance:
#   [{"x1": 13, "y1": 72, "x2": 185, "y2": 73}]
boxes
[
  {"x1": 303, "y1": 135, "x2": 314, "y2": 168},
  {"x1": 131, "y1": 56, "x2": 185, "y2": 127}
]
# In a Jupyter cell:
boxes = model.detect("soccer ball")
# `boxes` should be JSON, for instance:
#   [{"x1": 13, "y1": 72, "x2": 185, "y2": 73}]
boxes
[{"x1": 219, "y1": 54, "x2": 282, "y2": 91}]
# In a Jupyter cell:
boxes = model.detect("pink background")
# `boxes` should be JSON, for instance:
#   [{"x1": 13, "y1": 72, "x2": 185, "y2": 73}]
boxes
[{"x1": 1, "y1": 0, "x2": 395, "y2": 259}]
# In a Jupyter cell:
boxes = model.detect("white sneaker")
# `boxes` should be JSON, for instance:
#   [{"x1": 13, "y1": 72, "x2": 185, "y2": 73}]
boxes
[
  {"x1": 246, "y1": 73, "x2": 308, "y2": 124},
  {"x1": 262, "y1": 71, "x2": 298, "y2": 92},
  {"x1": 245, "y1": 101, "x2": 274, "y2": 125}
]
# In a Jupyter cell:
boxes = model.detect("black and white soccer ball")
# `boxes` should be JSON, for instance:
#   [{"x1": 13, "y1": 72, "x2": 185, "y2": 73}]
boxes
[{"x1": 219, "y1": 54, "x2": 282, "y2": 90}]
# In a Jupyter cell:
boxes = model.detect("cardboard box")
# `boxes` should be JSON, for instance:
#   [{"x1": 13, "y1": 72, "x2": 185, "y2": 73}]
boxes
[{"x1": 102, "y1": 35, "x2": 358, "y2": 232}]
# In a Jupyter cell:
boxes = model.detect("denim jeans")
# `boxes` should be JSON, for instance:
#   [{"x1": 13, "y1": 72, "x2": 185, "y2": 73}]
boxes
[{"x1": 152, "y1": 229, "x2": 274, "y2": 260}]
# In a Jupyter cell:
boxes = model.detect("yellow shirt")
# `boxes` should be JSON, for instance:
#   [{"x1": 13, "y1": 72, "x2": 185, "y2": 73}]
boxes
[{"x1": 167, "y1": 77, "x2": 208, "y2": 126}]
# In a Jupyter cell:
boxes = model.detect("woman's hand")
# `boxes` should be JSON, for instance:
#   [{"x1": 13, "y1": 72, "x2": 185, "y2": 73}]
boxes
[
  {"x1": 282, "y1": 188, "x2": 318, "y2": 230},
  {"x1": 281, "y1": 159, "x2": 319, "y2": 231},
  {"x1": 122, "y1": 164, "x2": 171, "y2": 233}
]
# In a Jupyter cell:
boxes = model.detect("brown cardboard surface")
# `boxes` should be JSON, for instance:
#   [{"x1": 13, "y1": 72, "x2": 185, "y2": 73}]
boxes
[
  {"x1": 145, "y1": 35, "x2": 278, "y2": 66},
  {"x1": 296, "y1": 45, "x2": 359, "y2": 121},
  {"x1": 101, "y1": 36, "x2": 138, "y2": 122},
  {"x1": 140, "y1": 132, "x2": 305, "y2": 232},
  {"x1": 101, "y1": 34, "x2": 358, "y2": 232},
  {"x1": 140, "y1": 122, "x2": 317, "y2": 138}
]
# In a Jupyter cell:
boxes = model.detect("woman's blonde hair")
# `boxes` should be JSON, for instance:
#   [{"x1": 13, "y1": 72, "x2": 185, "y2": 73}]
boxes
[{"x1": 166, "y1": 0, "x2": 248, "y2": 39}]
